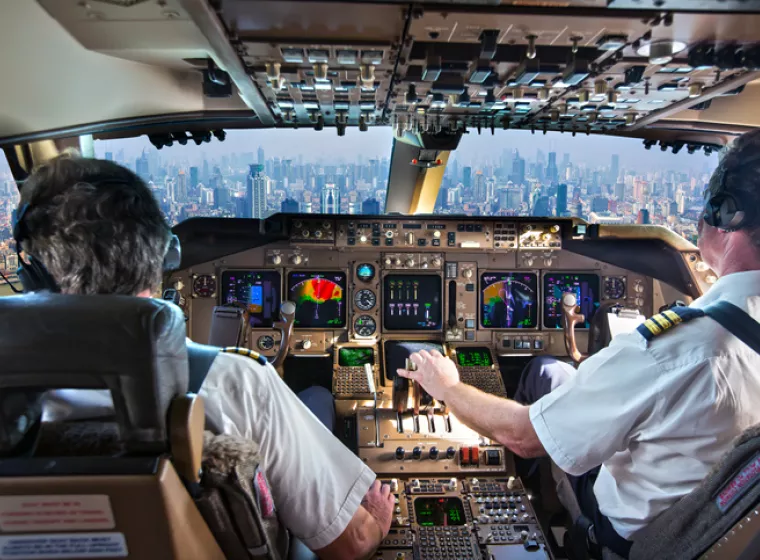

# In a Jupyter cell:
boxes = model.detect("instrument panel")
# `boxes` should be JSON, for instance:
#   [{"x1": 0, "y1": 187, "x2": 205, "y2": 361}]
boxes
[{"x1": 181, "y1": 217, "x2": 656, "y2": 360}]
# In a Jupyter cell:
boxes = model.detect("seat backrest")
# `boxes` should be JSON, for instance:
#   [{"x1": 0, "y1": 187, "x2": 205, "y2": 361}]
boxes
[
  {"x1": 0, "y1": 293, "x2": 284, "y2": 559},
  {"x1": 629, "y1": 424, "x2": 760, "y2": 560}
]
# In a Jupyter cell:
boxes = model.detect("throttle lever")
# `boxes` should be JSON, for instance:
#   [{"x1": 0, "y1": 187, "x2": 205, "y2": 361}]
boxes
[
  {"x1": 561, "y1": 292, "x2": 585, "y2": 365},
  {"x1": 272, "y1": 301, "x2": 296, "y2": 376}
]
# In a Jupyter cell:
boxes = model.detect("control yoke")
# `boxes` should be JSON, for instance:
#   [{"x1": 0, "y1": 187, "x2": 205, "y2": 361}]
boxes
[
  {"x1": 271, "y1": 300, "x2": 296, "y2": 376},
  {"x1": 561, "y1": 292, "x2": 585, "y2": 364}
]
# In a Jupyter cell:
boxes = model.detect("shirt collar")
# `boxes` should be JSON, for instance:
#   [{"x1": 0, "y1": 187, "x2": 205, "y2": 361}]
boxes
[{"x1": 693, "y1": 270, "x2": 760, "y2": 306}]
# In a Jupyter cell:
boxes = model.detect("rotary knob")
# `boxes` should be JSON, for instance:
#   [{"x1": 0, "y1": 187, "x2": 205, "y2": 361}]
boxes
[
  {"x1": 446, "y1": 446, "x2": 456, "y2": 459},
  {"x1": 543, "y1": 257, "x2": 554, "y2": 267},
  {"x1": 405, "y1": 258, "x2": 415, "y2": 268},
  {"x1": 384, "y1": 257, "x2": 392, "y2": 266},
  {"x1": 429, "y1": 446, "x2": 439, "y2": 460},
  {"x1": 290, "y1": 254, "x2": 303, "y2": 265},
  {"x1": 405, "y1": 232, "x2": 415, "y2": 245},
  {"x1": 421, "y1": 262, "x2": 429, "y2": 269},
  {"x1": 395, "y1": 447, "x2": 405, "y2": 460},
  {"x1": 433, "y1": 230, "x2": 441, "y2": 239},
  {"x1": 301, "y1": 229, "x2": 310, "y2": 238},
  {"x1": 524, "y1": 256, "x2": 535, "y2": 267},
  {"x1": 322, "y1": 221, "x2": 331, "y2": 230},
  {"x1": 385, "y1": 230, "x2": 394, "y2": 238},
  {"x1": 394, "y1": 258, "x2": 402, "y2": 266},
  {"x1": 634, "y1": 282, "x2": 644, "y2": 293},
  {"x1": 462, "y1": 269, "x2": 473, "y2": 279},
  {"x1": 314, "y1": 230, "x2": 323, "y2": 239},
  {"x1": 431, "y1": 257, "x2": 442, "y2": 268},
  {"x1": 412, "y1": 447, "x2": 422, "y2": 460},
  {"x1": 270, "y1": 254, "x2": 282, "y2": 265},
  {"x1": 301, "y1": 339, "x2": 312, "y2": 350}
]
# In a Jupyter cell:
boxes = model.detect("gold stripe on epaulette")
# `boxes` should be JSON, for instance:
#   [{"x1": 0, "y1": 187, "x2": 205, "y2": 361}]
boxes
[
  {"x1": 650, "y1": 314, "x2": 672, "y2": 330},
  {"x1": 663, "y1": 310, "x2": 682, "y2": 325},
  {"x1": 643, "y1": 319, "x2": 663, "y2": 335}
]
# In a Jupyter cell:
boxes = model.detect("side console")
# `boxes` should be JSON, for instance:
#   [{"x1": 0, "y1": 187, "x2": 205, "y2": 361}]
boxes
[{"x1": 375, "y1": 476, "x2": 549, "y2": 559}]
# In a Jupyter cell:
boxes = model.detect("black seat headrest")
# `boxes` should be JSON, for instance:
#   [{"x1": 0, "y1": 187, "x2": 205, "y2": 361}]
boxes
[{"x1": 0, "y1": 293, "x2": 188, "y2": 452}]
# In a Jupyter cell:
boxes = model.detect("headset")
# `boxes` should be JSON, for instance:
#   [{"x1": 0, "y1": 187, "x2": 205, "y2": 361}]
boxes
[
  {"x1": 12, "y1": 198, "x2": 182, "y2": 294},
  {"x1": 702, "y1": 154, "x2": 760, "y2": 232}
]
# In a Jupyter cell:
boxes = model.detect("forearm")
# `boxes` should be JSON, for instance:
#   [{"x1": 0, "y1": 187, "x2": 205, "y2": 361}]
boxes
[
  {"x1": 315, "y1": 505, "x2": 384, "y2": 560},
  {"x1": 442, "y1": 382, "x2": 546, "y2": 458}
]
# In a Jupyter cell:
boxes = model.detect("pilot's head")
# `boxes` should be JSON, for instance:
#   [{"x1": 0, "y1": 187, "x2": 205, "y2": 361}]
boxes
[
  {"x1": 15, "y1": 153, "x2": 171, "y2": 296},
  {"x1": 698, "y1": 129, "x2": 760, "y2": 276}
]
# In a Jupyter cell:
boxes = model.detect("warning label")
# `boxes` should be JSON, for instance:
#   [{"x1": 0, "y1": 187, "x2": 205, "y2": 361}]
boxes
[
  {"x1": 0, "y1": 496, "x2": 114, "y2": 532},
  {"x1": 0, "y1": 533, "x2": 127, "y2": 559}
]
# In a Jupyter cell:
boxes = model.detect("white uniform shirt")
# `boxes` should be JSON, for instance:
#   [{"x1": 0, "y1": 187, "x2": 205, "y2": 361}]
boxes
[
  {"x1": 529, "y1": 270, "x2": 760, "y2": 539},
  {"x1": 43, "y1": 353, "x2": 376, "y2": 551}
]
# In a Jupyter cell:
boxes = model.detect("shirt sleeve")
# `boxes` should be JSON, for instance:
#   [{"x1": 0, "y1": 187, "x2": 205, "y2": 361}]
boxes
[
  {"x1": 200, "y1": 353, "x2": 376, "y2": 550},
  {"x1": 529, "y1": 332, "x2": 661, "y2": 476}
]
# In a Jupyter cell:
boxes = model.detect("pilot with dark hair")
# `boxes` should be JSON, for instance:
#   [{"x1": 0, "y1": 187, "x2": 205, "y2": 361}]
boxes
[
  {"x1": 15, "y1": 154, "x2": 394, "y2": 560},
  {"x1": 399, "y1": 130, "x2": 760, "y2": 558}
]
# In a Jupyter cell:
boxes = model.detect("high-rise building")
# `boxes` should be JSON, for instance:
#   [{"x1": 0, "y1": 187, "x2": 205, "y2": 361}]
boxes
[
  {"x1": 245, "y1": 164, "x2": 267, "y2": 219},
  {"x1": 257, "y1": 146, "x2": 265, "y2": 165},
  {"x1": 281, "y1": 198, "x2": 300, "y2": 213},
  {"x1": 637, "y1": 208, "x2": 651, "y2": 224},
  {"x1": 321, "y1": 183, "x2": 339, "y2": 214},
  {"x1": 614, "y1": 182, "x2": 625, "y2": 200},
  {"x1": 546, "y1": 152, "x2": 558, "y2": 184},
  {"x1": 592, "y1": 196, "x2": 609, "y2": 213},
  {"x1": 532, "y1": 196, "x2": 551, "y2": 216},
  {"x1": 474, "y1": 171, "x2": 486, "y2": 201},
  {"x1": 362, "y1": 198, "x2": 381, "y2": 215},
  {"x1": 510, "y1": 157, "x2": 525, "y2": 186},
  {"x1": 556, "y1": 183, "x2": 568, "y2": 216},
  {"x1": 176, "y1": 171, "x2": 188, "y2": 202},
  {"x1": 214, "y1": 187, "x2": 230, "y2": 209},
  {"x1": 190, "y1": 167, "x2": 199, "y2": 190},
  {"x1": 610, "y1": 154, "x2": 620, "y2": 184},
  {"x1": 135, "y1": 150, "x2": 150, "y2": 181},
  {"x1": 462, "y1": 167, "x2": 472, "y2": 189}
]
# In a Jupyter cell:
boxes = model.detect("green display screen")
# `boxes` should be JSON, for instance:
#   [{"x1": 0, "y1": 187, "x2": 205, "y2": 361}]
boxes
[
  {"x1": 414, "y1": 497, "x2": 466, "y2": 526},
  {"x1": 338, "y1": 347, "x2": 374, "y2": 367},
  {"x1": 456, "y1": 347, "x2": 493, "y2": 367}
]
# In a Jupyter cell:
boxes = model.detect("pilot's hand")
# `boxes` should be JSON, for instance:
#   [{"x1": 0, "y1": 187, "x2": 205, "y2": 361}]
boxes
[
  {"x1": 362, "y1": 480, "x2": 394, "y2": 538},
  {"x1": 397, "y1": 349, "x2": 460, "y2": 401}
]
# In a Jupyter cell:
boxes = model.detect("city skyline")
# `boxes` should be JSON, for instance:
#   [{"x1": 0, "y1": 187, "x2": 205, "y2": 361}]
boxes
[{"x1": 0, "y1": 129, "x2": 719, "y2": 274}]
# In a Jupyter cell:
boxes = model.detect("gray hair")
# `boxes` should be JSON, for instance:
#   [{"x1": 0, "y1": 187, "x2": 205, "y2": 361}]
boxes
[
  {"x1": 707, "y1": 129, "x2": 760, "y2": 246},
  {"x1": 17, "y1": 154, "x2": 171, "y2": 295}
]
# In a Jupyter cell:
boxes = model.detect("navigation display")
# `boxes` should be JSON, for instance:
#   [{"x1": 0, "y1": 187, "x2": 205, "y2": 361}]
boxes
[
  {"x1": 220, "y1": 270, "x2": 281, "y2": 328},
  {"x1": 455, "y1": 347, "x2": 493, "y2": 368},
  {"x1": 338, "y1": 347, "x2": 374, "y2": 367},
  {"x1": 480, "y1": 272, "x2": 538, "y2": 329},
  {"x1": 383, "y1": 275, "x2": 442, "y2": 330},
  {"x1": 543, "y1": 273, "x2": 600, "y2": 329},
  {"x1": 414, "y1": 497, "x2": 466, "y2": 527},
  {"x1": 287, "y1": 271, "x2": 347, "y2": 328}
]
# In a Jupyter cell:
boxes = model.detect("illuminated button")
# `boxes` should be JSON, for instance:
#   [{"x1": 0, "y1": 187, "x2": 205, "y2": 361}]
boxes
[
  {"x1": 465, "y1": 319, "x2": 475, "y2": 329},
  {"x1": 471, "y1": 446, "x2": 480, "y2": 465},
  {"x1": 433, "y1": 230, "x2": 442, "y2": 239},
  {"x1": 359, "y1": 235, "x2": 368, "y2": 243},
  {"x1": 460, "y1": 446, "x2": 471, "y2": 465}
]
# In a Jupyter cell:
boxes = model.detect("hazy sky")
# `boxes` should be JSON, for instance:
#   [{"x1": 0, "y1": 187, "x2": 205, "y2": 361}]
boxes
[{"x1": 95, "y1": 127, "x2": 719, "y2": 175}]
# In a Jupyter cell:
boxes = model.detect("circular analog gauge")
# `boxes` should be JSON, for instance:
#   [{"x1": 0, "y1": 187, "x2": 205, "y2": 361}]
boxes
[
  {"x1": 258, "y1": 335, "x2": 275, "y2": 351},
  {"x1": 604, "y1": 276, "x2": 627, "y2": 300},
  {"x1": 192, "y1": 274, "x2": 217, "y2": 298},
  {"x1": 354, "y1": 315, "x2": 377, "y2": 337},
  {"x1": 354, "y1": 289, "x2": 377, "y2": 311},
  {"x1": 356, "y1": 263, "x2": 376, "y2": 283}
]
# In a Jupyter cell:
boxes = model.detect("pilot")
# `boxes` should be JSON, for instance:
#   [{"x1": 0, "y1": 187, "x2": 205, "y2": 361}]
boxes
[
  {"x1": 399, "y1": 130, "x2": 760, "y2": 559},
  {"x1": 15, "y1": 154, "x2": 394, "y2": 560}
]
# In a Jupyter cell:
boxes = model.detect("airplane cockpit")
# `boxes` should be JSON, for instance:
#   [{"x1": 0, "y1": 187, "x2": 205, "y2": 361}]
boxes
[{"x1": 2, "y1": 1, "x2": 760, "y2": 559}]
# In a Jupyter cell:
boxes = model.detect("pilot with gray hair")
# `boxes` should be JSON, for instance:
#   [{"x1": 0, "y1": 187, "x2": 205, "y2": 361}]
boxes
[
  {"x1": 13, "y1": 154, "x2": 394, "y2": 560},
  {"x1": 399, "y1": 130, "x2": 760, "y2": 558}
]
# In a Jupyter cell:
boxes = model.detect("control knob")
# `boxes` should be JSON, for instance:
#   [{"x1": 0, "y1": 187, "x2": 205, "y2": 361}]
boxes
[
  {"x1": 394, "y1": 258, "x2": 402, "y2": 266},
  {"x1": 412, "y1": 447, "x2": 422, "y2": 460},
  {"x1": 446, "y1": 446, "x2": 456, "y2": 459},
  {"x1": 301, "y1": 230, "x2": 310, "y2": 238},
  {"x1": 395, "y1": 447, "x2": 405, "y2": 460},
  {"x1": 448, "y1": 478, "x2": 458, "y2": 490},
  {"x1": 429, "y1": 446, "x2": 439, "y2": 460},
  {"x1": 634, "y1": 281, "x2": 644, "y2": 293},
  {"x1": 405, "y1": 232, "x2": 415, "y2": 245},
  {"x1": 293, "y1": 220, "x2": 303, "y2": 228},
  {"x1": 431, "y1": 257, "x2": 441, "y2": 268},
  {"x1": 507, "y1": 476, "x2": 516, "y2": 490},
  {"x1": 314, "y1": 230, "x2": 323, "y2": 239},
  {"x1": 270, "y1": 254, "x2": 282, "y2": 265},
  {"x1": 433, "y1": 230, "x2": 441, "y2": 239},
  {"x1": 384, "y1": 257, "x2": 392, "y2": 266},
  {"x1": 543, "y1": 256, "x2": 554, "y2": 267},
  {"x1": 290, "y1": 254, "x2": 303, "y2": 265},
  {"x1": 322, "y1": 221, "x2": 331, "y2": 230},
  {"x1": 462, "y1": 268, "x2": 473, "y2": 279},
  {"x1": 385, "y1": 230, "x2": 394, "y2": 239},
  {"x1": 405, "y1": 258, "x2": 415, "y2": 268},
  {"x1": 300, "y1": 340, "x2": 312, "y2": 350},
  {"x1": 421, "y1": 261, "x2": 429, "y2": 269},
  {"x1": 524, "y1": 256, "x2": 535, "y2": 267}
]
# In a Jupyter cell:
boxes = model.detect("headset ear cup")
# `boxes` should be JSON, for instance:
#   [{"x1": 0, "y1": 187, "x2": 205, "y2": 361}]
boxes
[{"x1": 17, "y1": 257, "x2": 59, "y2": 293}]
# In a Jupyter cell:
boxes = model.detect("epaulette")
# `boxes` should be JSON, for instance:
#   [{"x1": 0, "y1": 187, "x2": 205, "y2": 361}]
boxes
[
  {"x1": 636, "y1": 306, "x2": 706, "y2": 341},
  {"x1": 221, "y1": 347, "x2": 268, "y2": 366}
]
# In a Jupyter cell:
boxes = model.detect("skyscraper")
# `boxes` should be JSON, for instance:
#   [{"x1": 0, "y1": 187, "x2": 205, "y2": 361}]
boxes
[
  {"x1": 190, "y1": 167, "x2": 199, "y2": 190},
  {"x1": 135, "y1": 150, "x2": 150, "y2": 181},
  {"x1": 637, "y1": 208, "x2": 651, "y2": 224},
  {"x1": 510, "y1": 157, "x2": 525, "y2": 186},
  {"x1": 610, "y1": 154, "x2": 620, "y2": 184},
  {"x1": 474, "y1": 171, "x2": 486, "y2": 201},
  {"x1": 258, "y1": 146, "x2": 265, "y2": 165},
  {"x1": 321, "y1": 183, "x2": 339, "y2": 214},
  {"x1": 176, "y1": 170, "x2": 188, "y2": 202},
  {"x1": 556, "y1": 183, "x2": 568, "y2": 216},
  {"x1": 245, "y1": 164, "x2": 267, "y2": 219},
  {"x1": 362, "y1": 198, "x2": 381, "y2": 215},
  {"x1": 533, "y1": 196, "x2": 551, "y2": 217},
  {"x1": 462, "y1": 167, "x2": 472, "y2": 189},
  {"x1": 281, "y1": 198, "x2": 299, "y2": 213},
  {"x1": 546, "y1": 152, "x2": 558, "y2": 184}
]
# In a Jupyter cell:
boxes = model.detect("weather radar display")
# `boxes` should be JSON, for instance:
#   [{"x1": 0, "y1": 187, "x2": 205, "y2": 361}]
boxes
[
  {"x1": 480, "y1": 272, "x2": 538, "y2": 329},
  {"x1": 287, "y1": 271, "x2": 347, "y2": 328}
]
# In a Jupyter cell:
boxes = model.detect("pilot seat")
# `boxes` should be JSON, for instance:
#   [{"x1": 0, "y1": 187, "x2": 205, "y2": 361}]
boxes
[{"x1": 0, "y1": 292, "x2": 316, "y2": 560}]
